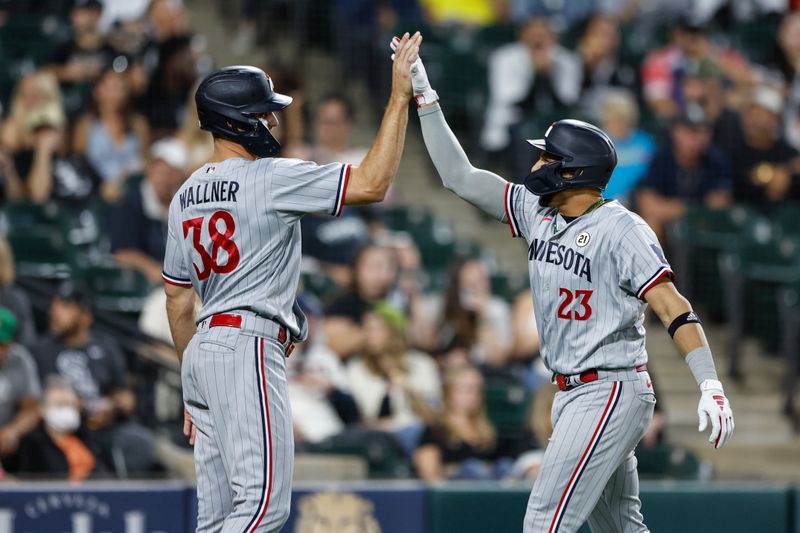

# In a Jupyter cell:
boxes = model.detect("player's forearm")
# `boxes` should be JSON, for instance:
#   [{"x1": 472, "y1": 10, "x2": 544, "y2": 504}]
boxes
[
  {"x1": 418, "y1": 103, "x2": 507, "y2": 220},
  {"x1": 346, "y1": 97, "x2": 408, "y2": 204},
  {"x1": 165, "y1": 289, "x2": 196, "y2": 362}
]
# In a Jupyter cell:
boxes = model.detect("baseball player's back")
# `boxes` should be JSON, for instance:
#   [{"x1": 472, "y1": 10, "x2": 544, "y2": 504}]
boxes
[{"x1": 163, "y1": 157, "x2": 351, "y2": 338}]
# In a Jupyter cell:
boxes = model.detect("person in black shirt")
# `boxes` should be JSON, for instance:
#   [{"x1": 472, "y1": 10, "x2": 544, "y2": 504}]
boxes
[
  {"x1": 716, "y1": 85, "x2": 800, "y2": 209},
  {"x1": 48, "y1": 0, "x2": 113, "y2": 117},
  {"x1": 324, "y1": 244, "x2": 400, "y2": 359},
  {"x1": 29, "y1": 282, "x2": 155, "y2": 474},
  {"x1": 414, "y1": 365, "x2": 508, "y2": 482},
  {"x1": 109, "y1": 138, "x2": 186, "y2": 284}
]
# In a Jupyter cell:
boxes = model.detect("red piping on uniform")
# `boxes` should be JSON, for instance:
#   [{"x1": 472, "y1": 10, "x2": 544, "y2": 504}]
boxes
[
  {"x1": 504, "y1": 182, "x2": 516, "y2": 237},
  {"x1": 549, "y1": 382, "x2": 619, "y2": 533},
  {"x1": 249, "y1": 338, "x2": 273, "y2": 532},
  {"x1": 638, "y1": 268, "x2": 673, "y2": 301},
  {"x1": 162, "y1": 274, "x2": 192, "y2": 287},
  {"x1": 336, "y1": 164, "x2": 352, "y2": 217}
]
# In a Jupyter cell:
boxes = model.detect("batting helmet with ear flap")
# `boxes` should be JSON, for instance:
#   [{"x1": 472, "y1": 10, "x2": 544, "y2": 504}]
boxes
[
  {"x1": 195, "y1": 66, "x2": 292, "y2": 158},
  {"x1": 523, "y1": 119, "x2": 617, "y2": 205}
]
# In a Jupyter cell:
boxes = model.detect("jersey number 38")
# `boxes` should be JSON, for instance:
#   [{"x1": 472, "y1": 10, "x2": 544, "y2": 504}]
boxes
[
  {"x1": 557, "y1": 288, "x2": 593, "y2": 320},
  {"x1": 182, "y1": 210, "x2": 241, "y2": 280}
]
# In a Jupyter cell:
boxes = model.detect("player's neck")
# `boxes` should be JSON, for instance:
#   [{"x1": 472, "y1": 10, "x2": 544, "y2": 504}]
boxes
[
  {"x1": 553, "y1": 189, "x2": 603, "y2": 218},
  {"x1": 211, "y1": 139, "x2": 257, "y2": 162}
]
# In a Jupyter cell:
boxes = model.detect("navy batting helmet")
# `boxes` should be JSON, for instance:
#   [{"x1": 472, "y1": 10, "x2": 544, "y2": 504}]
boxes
[
  {"x1": 523, "y1": 119, "x2": 617, "y2": 204},
  {"x1": 195, "y1": 66, "x2": 292, "y2": 158}
]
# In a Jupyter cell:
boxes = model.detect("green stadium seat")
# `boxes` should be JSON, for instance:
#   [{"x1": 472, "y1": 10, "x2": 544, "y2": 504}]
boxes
[
  {"x1": 299, "y1": 271, "x2": 339, "y2": 306},
  {"x1": 484, "y1": 377, "x2": 531, "y2": 438},
  {"x1": 80, "y1": 263, "x2": 153, "y2": 313},
  {"x1": 667, "y1": 205, "x2": 757, "y2": 319},
  {"x1": 720, "y1": 222, "x2": 800, "y2": 376},
  {"x1": 636, "y1": 445, "x2": 704, "y2": 480},
  {"x1": 310, "y1": 429, "x2": 412, "y2": 479},
  {"x1": 8, "y1": 227, "x2": 74, "y2": 278}
]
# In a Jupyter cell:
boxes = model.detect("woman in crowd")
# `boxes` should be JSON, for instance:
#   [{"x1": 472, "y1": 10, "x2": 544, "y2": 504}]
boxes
[
  {"x1": 413, "y1": 364, "x2": 508, "y2": 482},
  {"x1": 436, "y1": 258, "x2": 512, "y2": 368},
  {"x1": 73, "y1": 67, "x2": 150, "y2": 203},
  {"x1": 346, "y1": 303, "x2": 440, "y2": 453},
  {"x1": 0, "y1": 71, "x2": 67, "y2": 202}
]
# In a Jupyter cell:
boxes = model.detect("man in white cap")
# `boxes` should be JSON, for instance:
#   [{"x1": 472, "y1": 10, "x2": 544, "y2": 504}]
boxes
[{"x1": 110, "y1": 137, "x2": 188, "y2": 283}]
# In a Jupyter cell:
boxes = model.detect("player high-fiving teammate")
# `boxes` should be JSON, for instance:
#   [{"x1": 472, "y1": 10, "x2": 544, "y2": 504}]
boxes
[
  {"x1": 163, "y1": 32, "x2": 422, "y2": 533},
  {"x1": 392, "y1": 37, "x2": 734, "y2": 533}
]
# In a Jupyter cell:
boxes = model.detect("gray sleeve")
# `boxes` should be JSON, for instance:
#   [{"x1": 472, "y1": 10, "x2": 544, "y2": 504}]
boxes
[
  {"x1": 614, "y1": 219, "x2": 674, "y2": 300},
  {"x1": 271, "y1": 159, "x2": 350, "y2": 220},
  {"x1": 418, "y1": 104, "x2": 509, "y2": 222},
  {"x1": 17, "y1": 347, "x2": 41, "y2": 399},
  {"x1": 162, "y1": 202, "x2": 193, "y2": 287}
]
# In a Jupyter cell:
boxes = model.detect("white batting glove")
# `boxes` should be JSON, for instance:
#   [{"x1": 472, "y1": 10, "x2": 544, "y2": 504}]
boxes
[
  {"x1": 390, "y1": 35, "x2": 438, "y2": 107},
  {"x1": 698, "y1": 379, "x2": 734, "y2": 449}
]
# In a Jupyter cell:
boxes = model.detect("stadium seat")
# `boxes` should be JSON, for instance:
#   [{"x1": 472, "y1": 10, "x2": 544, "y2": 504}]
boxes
[
  {"x1": 668, "y1": 205, "x2": 757, "y2": 319},
  {"x1": 310, "y1": 428, "x2": 412, "y2": 479},
  {"x1": 299, "y1": 270, "x2": 339, "y2": 306},
  {"x1": 719, "y1": 221, "x2": 800, "y2": 377},
  {"x1": 484, "y1": 376, "x2": 532, "y2": 439},
  {"x1": 80, "y1": 263, "x2": 153, "y2": 313},
  {"x1": 636, "y1": 445, "x2": 705, "y2": 480},
  {"x1": 8, "y1": 227, "x2": 74, "y2": 279}
]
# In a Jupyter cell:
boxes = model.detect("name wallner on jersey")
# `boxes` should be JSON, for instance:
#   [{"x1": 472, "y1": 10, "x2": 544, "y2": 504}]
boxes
[
  {"x1": 179, "y1": 180, "x2": 240, "y2": 211},
  {"x1": 528, "y1": 238, "x2": 592, "y2": 282}
]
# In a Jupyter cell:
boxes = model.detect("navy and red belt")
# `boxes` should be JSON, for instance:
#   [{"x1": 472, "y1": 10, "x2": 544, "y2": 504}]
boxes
[
  {"x1": 554, "y1": 364, "x2": 648, "y2": 391},
  {"x1": 209, "y1": 313, "x2": 295, "y2": 356}
]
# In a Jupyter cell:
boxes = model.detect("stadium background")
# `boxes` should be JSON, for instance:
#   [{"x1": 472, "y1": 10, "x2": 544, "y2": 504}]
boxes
[{"x1": 0, "y1": 0, "x2": 798, "y2": 531}]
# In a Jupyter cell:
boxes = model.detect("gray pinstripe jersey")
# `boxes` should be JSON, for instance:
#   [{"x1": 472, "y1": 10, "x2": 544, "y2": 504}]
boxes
[
  {"x1": 504, "y1": 184, "x2": 673, "y2": 375},
  {"x1": 163, "y1": 157, "x2": 351, "y2": 339}
]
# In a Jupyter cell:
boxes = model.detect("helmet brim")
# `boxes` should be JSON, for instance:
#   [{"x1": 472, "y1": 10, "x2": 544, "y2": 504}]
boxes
[
  {"x1": 527, "y1": 139, "x2": 547, "y2": 151},
  {"x1": 269, "y1": 92, "x2": 293, "y2": 110},
  {"x1": 244, "y1": 92, "x2": 294, "y2": 114}
]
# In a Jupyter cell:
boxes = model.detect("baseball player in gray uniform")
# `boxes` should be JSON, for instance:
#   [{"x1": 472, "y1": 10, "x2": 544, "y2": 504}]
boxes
[
  {"x1": 163, "y1": 33, "x2": 422, "y2": 533},
  {"x1": 392, "y1": 39, "x2": 735, "y2": 532}
]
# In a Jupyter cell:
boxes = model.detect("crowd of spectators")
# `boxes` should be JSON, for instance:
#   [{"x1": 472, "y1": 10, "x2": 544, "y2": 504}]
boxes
[{"x1": 0, "y1": 0, "x2": 797, "y2": 483}]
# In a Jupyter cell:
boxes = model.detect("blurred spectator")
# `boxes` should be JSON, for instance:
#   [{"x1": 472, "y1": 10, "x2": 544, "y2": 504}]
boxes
[
  {"x1": 771, "y1": 11, "x2": 800, "y2": 151},
  {"x1": 436, "y1": 258, "x2": 512, "y2": 368},
  {"x1": 300, "y1": 93, "x2": 379, "y2": 289},
  {"x1": 419, "y1": 0, "x2": 505, "y2": 26},
  {"x1": 73, "y1": 67, "x2": 150, "y2": 202},
  {"x1": 642, "y1": 19, "x2": 754, "y2": 120},
  {"x1": 481, "y1": 17, "x2": 582, "y2": 154},
  {"x1": 144, "y1": 0, "x2": 190, "y2": 45},
  {"x1": 309, "y1": 93, "x2": 369, "y2": 165},
  {"x1": 0, "y1": 240, "x2": 35, "y2": 347},
  {"x1": 0, "y1": 309, "x2": 40, "y2": 471},
  {"x1": 346, "y1": 303, "x2": 440, "y2": 454},
  {"x1": 178, "y1": 81, "x2": 213, "y2": 174},
  {"x1": 30, "y1": 283, "x2": 154, "y2": 474},
  {"x1": 598, "y1": 89, "x2": 656, "y2": 205},
  {"x1": 679, "y1": 58, "x2": 739, "y2": 149},
  {"x1": 636, "y1": 105, "x2": 732, "y2": 242},
  {"x1": 414, "y1": 365, "x2": 509, "y2": 482},
  {"x1": 137, "y1": 35, "x2": 197, "y2": 138},
  {"x1": 15, "y1": 376, "x2": 107, "y2": 481},
  {"x1": 48, "y1": 0, "x2": 113, "y2": 117},
  {"x1": 1, "y1": 72, "x2": 100, "y2": 205},
  {"x1": 324, "y1": 244, "x2": 400, "y2": 359},
  {"x1": 288, "y1": 294, "x2": 359, "y2": 446},
  {"x1": 510, "y1": 0, "x2": 598, "y2": 32},
  {"x1": 576, "y1": 15, "x2": 638, "y2": 108},
  {"x1": 717, "y1": 85, "x2": 800, "y2": 208},
  {"x1": 110, "y1": 137, "x2": 187, "y2": 284}
]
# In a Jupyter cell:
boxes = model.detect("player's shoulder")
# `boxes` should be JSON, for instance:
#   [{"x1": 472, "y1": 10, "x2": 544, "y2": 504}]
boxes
[
  {"x1": 272, "y1": 157, "x2": 341, "y2": 176},
  {"x1": 600, "y1": 201, "x2": 658, "y2": 237}
]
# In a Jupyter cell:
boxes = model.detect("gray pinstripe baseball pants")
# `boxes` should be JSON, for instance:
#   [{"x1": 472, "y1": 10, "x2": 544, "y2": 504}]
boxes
[
  {"x1": 523, "y1": 370, "x2": 655, "y2": 533},
  {"x1": 182, "y1": 317, "x2": 294, "y2": 533}
]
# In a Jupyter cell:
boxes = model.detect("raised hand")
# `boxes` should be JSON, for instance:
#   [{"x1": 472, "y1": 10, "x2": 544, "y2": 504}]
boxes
[
  {"x1": 390, "y1": 31, "x2": 422, "y2": 102},
  {"x1": 390, "y1": 34, "x2": 438, "y2": 107}
]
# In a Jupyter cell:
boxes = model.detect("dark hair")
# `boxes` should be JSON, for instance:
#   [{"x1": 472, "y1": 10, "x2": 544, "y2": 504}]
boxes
[
  {"x1": 89, "y1": 66, "x2": 135, "y2": 132},
  {"x1": 317, "y1": 92, "x2": 355, "y2": 123},
  {"x1": 438, "y1": 258, "x2": 478, "y2": 353}
]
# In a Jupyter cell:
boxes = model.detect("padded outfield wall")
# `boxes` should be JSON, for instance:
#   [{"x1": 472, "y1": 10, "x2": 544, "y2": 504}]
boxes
[{"x1": 0, "y1": 481, "x2": 795, "y2": 532}]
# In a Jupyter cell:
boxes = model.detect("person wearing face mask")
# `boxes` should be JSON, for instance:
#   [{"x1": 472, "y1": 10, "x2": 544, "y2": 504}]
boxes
[{"x1": 16, "y1": 377, "x2": 107, "y2": 481}]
